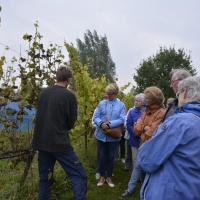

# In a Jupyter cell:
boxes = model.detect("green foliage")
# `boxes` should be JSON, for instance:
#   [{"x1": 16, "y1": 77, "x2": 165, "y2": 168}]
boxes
[
  {"x1": 117, "y1": 82, "x2": 134, "y2": 110},
  {"x1": 0, "y1": 23, "x2": 70, "y2": 162},
  {"x1": 0, "y1": 56, "x2": 5, "y2": 78},
  {"x1": 76, "y1": 30, "x2": 116, "y2": 82},
  {"x1": 0, "y1": 22, "x2": 127, "y2": 161},
  {"x1": 0, "y1": 137, "x2": 140, "y2": 199},
  {"x1": 134, "y1": 46, "x2": 196, "y2": 101},
  {"x1": 65, "y1": 43, "x2": 108, "y2": 151},
  {"x1": 121, "y1": 91, "x2": 134, "y2": 111}
]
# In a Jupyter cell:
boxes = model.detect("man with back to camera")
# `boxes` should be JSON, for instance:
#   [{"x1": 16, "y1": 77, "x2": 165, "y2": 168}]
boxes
[
  {"x1": 32, "y1": 66, "x2": 87, "y2": 200},
  {"x1": 162, "y1": 68, "x2": 191, "y2": 121}
]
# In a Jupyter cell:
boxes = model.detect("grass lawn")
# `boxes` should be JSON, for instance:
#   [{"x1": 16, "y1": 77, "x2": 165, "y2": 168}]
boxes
[{"x1": 0, "y1": 138, "x2": 141, "y2": 199}]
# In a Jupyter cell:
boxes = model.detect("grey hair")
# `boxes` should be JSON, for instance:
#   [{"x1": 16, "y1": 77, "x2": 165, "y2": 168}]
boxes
[
  {"x1": 134, "y1": 93, "x2": 145, "y2": 104},
  {"x1": 170, "y1": 68, "x2": 191, "y2": 79},
  {"x1": 178, "y1": 76, "x2": 200, "y2": 100}
]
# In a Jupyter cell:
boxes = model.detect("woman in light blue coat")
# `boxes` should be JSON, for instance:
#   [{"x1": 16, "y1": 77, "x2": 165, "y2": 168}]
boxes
[{"x1": 93, "y1": 83, "x2": 126, "y2": 187}]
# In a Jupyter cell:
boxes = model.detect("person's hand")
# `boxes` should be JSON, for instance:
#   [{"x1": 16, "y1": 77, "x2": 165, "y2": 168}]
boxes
[
  {"x1": 137, "y1": 118, "x2": 143, "y2": 124},
  {"x1": 101, "y1": 122, "x2": 109, "y2": 130},
  {"x1": 144, "y1": 126, "x2": 150, "y2": 131}
]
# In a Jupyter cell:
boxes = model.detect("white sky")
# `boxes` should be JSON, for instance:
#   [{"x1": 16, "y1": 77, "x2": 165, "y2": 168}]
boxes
[{"x1": 1, "y1": 0, "x2": 200, "y2": 90}]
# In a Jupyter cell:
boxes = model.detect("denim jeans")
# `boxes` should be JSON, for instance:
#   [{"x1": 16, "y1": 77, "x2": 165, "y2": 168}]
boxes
[
  {"x1": 38, "y1": 150, "x2": 87, "y2": 200},
  {"x1": 125, "y1": 139, "x2": 133, "y2": 170},
  {"x1": 131, "y1": 146, "x2": 138, "y2": 167},
  {"x1": 127, "y1": 157, "x2": 141, "y2": 193},
  {"x1": 114, "y1": 131, "x2": 126, "y2": 163},
  {"x1": 119, "y1": 130, "x2": 126, "y2": 158},
  {"x1": 96, "y1": 140, "x2": 118, "y2": 177},
  {"x1": 96, "y1": 138, "x2": 100, "y2": 173}
]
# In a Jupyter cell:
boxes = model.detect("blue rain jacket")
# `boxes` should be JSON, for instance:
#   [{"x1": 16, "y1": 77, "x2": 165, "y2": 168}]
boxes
[
  {"x1": 126, "y1": 107, "x2": 146, "y2": 147},
  {"x1": 138, "y1": 100, "x2": 200, "y2": 200},
  {"x1": 93, "y1": 98, "x2": 126, "y2": 142}
]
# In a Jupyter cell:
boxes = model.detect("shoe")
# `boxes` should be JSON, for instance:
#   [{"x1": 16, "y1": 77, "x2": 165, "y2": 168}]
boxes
[
  {"x1": 106, "y1": 179, "x2": 114, "y2": 187},
  {"x1": 95, "y1": 173, "x2": 100, "y2": 180},
  {"x1": 124, "y1": 168, "x2": 131, "y2": 172},
  {"x1": 121, "y1": 158, "x2": 125, "y2": 163},
  {"x1": 119, "y1": 190, "x2": 133, "y2": 199},
  {"x1": 97, "y1": 179, "x2": 105, "y2": 186}
]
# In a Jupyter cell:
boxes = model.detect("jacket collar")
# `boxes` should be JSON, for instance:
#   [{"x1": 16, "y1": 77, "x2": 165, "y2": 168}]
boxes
[{"x1": 145, "y1": 104, "x2": 162, "y2": 115}]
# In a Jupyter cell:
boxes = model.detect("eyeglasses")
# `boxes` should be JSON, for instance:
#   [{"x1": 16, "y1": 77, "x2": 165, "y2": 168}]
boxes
[
  {"x1": 170, "y1": 79, "x2": 181, "y2": 85},
  {"x1": 107, "y1": 93, "x2": 115, "y2": 96},
  {"x1": 176, "y1": 92, "x2": 180, "y2": 98},
  {"x1": 134, "y1": 100, "x2": 141, "y2": 103}
]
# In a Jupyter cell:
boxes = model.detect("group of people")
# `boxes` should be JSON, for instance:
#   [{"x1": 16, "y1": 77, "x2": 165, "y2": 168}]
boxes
[{"x1": 31, "y1": 65, "x2": 200, "y2": 200}]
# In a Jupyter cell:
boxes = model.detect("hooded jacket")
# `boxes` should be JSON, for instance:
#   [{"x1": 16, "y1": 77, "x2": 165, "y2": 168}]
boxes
[{"x1": 138, "y1": 100, "x2": 200, "y2": 200}]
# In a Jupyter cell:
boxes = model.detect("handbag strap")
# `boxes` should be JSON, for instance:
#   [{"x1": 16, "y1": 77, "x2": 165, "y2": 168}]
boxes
[
  {"x1": 104, "y1": 100, "x2": 115, "y2": 121},
  {"x1": 104, "y1": 100, "x2": 108, "y2": 122}
]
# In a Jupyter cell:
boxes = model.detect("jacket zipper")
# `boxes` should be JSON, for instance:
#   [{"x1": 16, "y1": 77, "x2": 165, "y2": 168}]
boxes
[{"x1": 142, "y1": 173, "x2": 152, "y2": 200}]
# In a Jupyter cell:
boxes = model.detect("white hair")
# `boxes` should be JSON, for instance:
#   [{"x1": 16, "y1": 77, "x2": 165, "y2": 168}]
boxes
[
  {"x1": 171, "y1": 68, "x2": 191, "y2": 79},
  {"x1": 134, "y1": 93, "x2": 145, "y2": 104},
  {"x1": 178, "y1": 76, "x2": 200, "y2": 100}
]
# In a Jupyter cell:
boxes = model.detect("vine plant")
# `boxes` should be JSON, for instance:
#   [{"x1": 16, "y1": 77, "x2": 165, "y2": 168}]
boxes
[
  {"x1": 0, "y1": 22, "x2": 108, "y2": 165},
  {"x1": 0, "y1": 22, "x2": 132, "y2": 171},
  {"x1": 0, "y1": 22, "x2": 68, "y2": 167}
]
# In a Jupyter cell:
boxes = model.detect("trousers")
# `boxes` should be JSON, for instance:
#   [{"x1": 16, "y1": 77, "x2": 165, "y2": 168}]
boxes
[{"x1": 38, "y1": 150, "x2": 87, "y2": 200}]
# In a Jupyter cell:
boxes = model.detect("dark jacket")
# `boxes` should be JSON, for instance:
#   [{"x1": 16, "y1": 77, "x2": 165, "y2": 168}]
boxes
[
  {"x1": 32, "y1": 85, "x2": 77, "y2": 152},
  {"x1": 162, "y1": 98, "x2": 178, "y2": 121}
]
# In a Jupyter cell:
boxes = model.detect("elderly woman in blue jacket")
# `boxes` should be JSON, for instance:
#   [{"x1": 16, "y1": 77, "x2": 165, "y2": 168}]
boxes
[
  {"x1": 93, "y1": 83, "x2": 126, "y2": 187},
  {"x1": 138, "y1": 76, "x2": 200, "y2": 200}
]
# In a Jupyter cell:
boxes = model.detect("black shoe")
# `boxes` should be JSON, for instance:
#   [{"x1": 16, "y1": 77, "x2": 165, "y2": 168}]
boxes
[
  {"x1": 119, "y1": 190, "x2": 133, "y2": 199},
  {"x1": 124, "y1": 168, "x2": 131, "y2": 172}
]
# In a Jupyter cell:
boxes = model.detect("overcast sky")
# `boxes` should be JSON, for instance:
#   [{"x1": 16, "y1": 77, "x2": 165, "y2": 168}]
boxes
[{"x1": 1, "y1": 0, "x2": 200, "y2": 90}]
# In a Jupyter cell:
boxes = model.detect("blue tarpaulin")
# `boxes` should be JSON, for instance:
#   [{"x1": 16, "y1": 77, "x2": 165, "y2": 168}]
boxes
[{"x1": 0, "y1": 102, "x2": 36, "y2": 131}]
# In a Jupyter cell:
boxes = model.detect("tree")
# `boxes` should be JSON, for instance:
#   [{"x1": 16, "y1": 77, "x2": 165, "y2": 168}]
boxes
[
  {"x1": 133, "y1": 46, "x2": 197, "y2": 102},
  {"x1": 76, "y1": 30, "x2": 116, "y2": 82}
]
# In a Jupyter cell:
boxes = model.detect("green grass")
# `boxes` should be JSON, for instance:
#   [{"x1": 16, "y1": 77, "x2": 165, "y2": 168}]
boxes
[{"x1": 0, "y1": 137, "x2": 141, "y2": 199}]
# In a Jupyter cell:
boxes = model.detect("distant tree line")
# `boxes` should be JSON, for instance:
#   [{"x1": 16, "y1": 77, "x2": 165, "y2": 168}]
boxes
[{"x1": 76, "y1": 31, "x2": 196, "y2": 102}]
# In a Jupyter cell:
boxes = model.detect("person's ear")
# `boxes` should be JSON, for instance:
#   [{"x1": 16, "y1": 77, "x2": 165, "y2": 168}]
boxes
[{"x1": 183, "y1": 89, "x2": 187, "y2": 99}]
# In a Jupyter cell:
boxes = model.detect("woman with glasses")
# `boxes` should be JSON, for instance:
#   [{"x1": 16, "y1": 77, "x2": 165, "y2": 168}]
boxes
[
  {"x1": 93, "y1": 83, "x2": 126, "y2": 187},
  {"x1": 126, "y1": 93, "x2": 146, "y2": 168},
  {"x1": 138, "y1": 76, "x2": 200, "y2": 200},
  {"x1": 92, "y1": 93, "x2": 108, "y2": 180}
]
